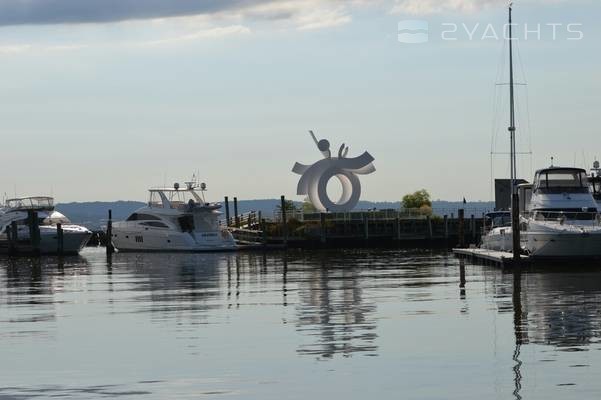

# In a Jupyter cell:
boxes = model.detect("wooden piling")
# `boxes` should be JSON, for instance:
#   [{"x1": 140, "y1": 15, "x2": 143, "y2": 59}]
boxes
[
  {"x1": 224, "y1": 196, "x2": 230, "y2": 227},
  {"x1": 395, "y1": 217, "x2": 401, "y2": 240},
  {"x1": 458, "y1": 209, "x2": 465, "y2": 248},
  {"x1": 280, "y1": 195, "x2": 288, "y2": 245},
  {"x1": 8, "y1": 221, "x2": 17, "y2": 255},
  {"x1": 427, "y1": 216, "x2": 433, "y2": 239},
  {"x1": 233, "y1": 197, "x2": 240, "y2": 228},
  {"x1": 363, "y1": 213, "x2": 369, "y2": 240},
  {"x1": 28, "y1": 210, "x2": 40, "y2": 254},
  {"x1": 320, "y1": 213, "x2": 327, "y2": 244},
  {"x1": 57, "y1": 223, "x2": 64, "y2": 255},
  {"x1": 106, "y1": 209, "x2": 114, "y2": 255},
  {"x1": 444, "y1": 215, "x2": 449, "y2": 239},
  {"x1": 260, "y1": 218, "x2": 267, "y2": 245},
  {"x1": 471, "y1": 214, "x2": 476, "y2": 242}
]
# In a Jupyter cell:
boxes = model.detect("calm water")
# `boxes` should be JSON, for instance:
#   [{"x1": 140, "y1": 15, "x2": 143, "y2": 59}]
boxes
[{"x1": 2, "y1": 248, "x2": 601, "y2": 399}]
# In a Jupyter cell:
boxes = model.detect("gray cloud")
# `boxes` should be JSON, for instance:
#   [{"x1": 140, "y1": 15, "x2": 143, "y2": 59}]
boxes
[{"x1": 0, "y1": 0, "x2": 275, "y2": 26}]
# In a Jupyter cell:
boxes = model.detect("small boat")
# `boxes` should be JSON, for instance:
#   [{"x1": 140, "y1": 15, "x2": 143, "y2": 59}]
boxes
[
  {"x1": 480, "y1": 211, "x2": 513, "y2": 252},
  {"x1": 0, "y1": 196, "x2": 92, "y2": 254},
  {"x1": 110, "y1": 180, "x2": 237, "y2": 252},
  {"x1": 520, "y1": 167, "x2": 601, "y2": 258}
]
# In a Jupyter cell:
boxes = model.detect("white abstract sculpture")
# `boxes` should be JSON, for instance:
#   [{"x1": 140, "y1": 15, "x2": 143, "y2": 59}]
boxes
[{"x1": 292, "y1": 131, "x2": 376, "y2": 212}]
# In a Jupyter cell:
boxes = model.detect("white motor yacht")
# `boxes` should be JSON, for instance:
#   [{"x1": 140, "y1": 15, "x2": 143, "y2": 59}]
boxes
[
  {"x1": 0, "y1": 196, "x2": 92, "y2": 254},
  {"x1": 111, "y1": 180, "x2": 236, "y2": 252},
  {"x1": 520, "y1": 167, "x2": 601, "y2": 258}
]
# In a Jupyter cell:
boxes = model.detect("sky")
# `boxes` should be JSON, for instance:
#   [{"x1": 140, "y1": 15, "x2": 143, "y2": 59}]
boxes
[{"x1": 0, "y1": 0, "x2": 599, "y2": 203}]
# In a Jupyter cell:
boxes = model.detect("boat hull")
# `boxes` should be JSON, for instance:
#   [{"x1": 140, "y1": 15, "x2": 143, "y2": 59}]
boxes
[
  {"x1": 523, "y1": 231, "x2": 601, "y2": 259},
  {"x1": 111, "y1": 227, "x2": 237, "y2": 253},
  {"x1": 0, "y1": 226, "x2": 92, "y2": 255}
]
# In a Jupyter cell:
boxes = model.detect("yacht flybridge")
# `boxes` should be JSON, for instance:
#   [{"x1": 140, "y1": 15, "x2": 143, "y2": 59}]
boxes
[
  {"x1": 111, "y1": 181, "x2": 237, "y2": 252},
  {"x1": 0, "y1": 196, "x2": 92, "y2": 254}
]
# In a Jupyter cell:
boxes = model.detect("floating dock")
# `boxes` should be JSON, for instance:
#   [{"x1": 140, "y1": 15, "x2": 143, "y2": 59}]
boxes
[{"x1": 453, "y1": 248, "x2": 530, "y2": 268}]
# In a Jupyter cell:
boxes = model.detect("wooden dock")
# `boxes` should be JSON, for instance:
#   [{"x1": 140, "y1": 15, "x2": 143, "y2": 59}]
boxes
[{"x1": 453, "y1": 248, "x2": 530, "y2": 268}]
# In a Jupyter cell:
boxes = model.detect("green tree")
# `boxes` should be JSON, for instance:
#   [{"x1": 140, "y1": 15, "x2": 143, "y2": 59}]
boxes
[
  {"x1": 402, "y1": 189, "x2": 432, "y2": 210},
  {"x1": 302, "y1": 197, "x2": 317, "y2": 213},
  {"x1": 277, "y1": 199, "x2": 297, "y2": 214}
]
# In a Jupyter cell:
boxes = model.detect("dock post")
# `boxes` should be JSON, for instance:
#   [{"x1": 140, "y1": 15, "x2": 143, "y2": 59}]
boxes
[
  {"x1": 459, "y1": 259, "x2": 466, "y2": 299},
  {"x1": 395, "y1": 217, "x2": 401, "y2": 240},
  {"x1": 458, "y1": 209, "x2": 465, "y2": 248},
  {"x1": 28, "y1": 210, "x2": 40, "y2": 254},
  {"x1": 57, "y1": 223, "x2": 64, "y2": 255},
  {"x1": 320, "y1": 213, "x2": 327, "y2": 244},
  {"x1": 260, "y1": 218, "x2": 267, "y2": 246},
  {"x1": 470, "y1": 214, "x2": 476, "y2": 243},
  {"x1": 9, "y1": 221, "x2": 18, "y2": 255},
  {"x1": 427, "y1": 216, "x2": 433, "y2": 240},
  {"x1": 106, "y1": 209, "x2": 114, "y2": 255},
  {"x1": 444, "y1": 215, "x2": 449, "y2": 239},
  {"x1": 280, "y1": 195, "x2": 288, "y2": 246},
  {"x1": 233, "y1": 197, "x2": 240, "y2": 228},
  {"x1": 363, "y1": 213, "x2": 369, "y2": 240},
  {"x1": 224, "y1": 196, "x2": 230, "y2": 227}
]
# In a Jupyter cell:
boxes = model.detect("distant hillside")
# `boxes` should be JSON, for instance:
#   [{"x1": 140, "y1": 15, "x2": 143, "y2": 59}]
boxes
[
  {"x1": 56, "y1": 199, "x2": 494, "y2": 230},
  {"x1": 56, "y1": 201, "x2": 145, "y2": 230}
]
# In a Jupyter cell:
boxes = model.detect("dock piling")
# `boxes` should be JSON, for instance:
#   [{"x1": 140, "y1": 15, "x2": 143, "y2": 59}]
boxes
[
  {"x1": 458, "y1": 209, "x2": 465, "y2": 248},
  {"x1": 444, "y1": 215, "x2": 449, "y2": 239},
  {"x1": 106, "y1": 209, "x2": 115, "y2": 255},
  {"x1": 470, "y1": 214, "x2": 476, "y2": 242},
  {"x1": 320, "y1": 213, "x2": 327, "y2": 244},
  {"x1": 28, "y1": 210, "x2": 40, "y2": 254},
  {"x1": 8, "y1": 221, "x2": 17, "y2": 255},
  {"x1": 427, "y1": 216, "x2": 433, "y2": 240},
  {"x1": 224, "y1": 196, "x2": 230, "y2": 227},
  {"x1": 363, "y1": 213, "x2": 369, "y2": 240},
  {"x1": 280, "y1": 195, "x2": 288, "y2": 245},
  {"x1": 234, "y1": 197, "x2": 240, "y2": 228},
  {"x1": 57, "y1": 223, "x2": 64, "y2": 255}
]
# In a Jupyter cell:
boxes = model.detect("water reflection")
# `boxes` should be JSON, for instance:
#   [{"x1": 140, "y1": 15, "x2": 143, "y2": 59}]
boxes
[
  {"x1": 2, "y1": 249, "x2": 601, "y2": 399},
  {"x1": 290, "y1": 252, "x2": 378, "y2": 359}
]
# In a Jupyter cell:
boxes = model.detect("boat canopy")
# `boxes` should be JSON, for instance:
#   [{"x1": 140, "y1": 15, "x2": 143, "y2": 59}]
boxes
[
  {"x1": 5, "y1": 196, "x2": 54, "y2": 211},
  {"x1": 148, "y1": 187, "x2": 205, "y2": 209},
  {"x1": 533, "y1": 168, "x2": 589, "y2": 194}
]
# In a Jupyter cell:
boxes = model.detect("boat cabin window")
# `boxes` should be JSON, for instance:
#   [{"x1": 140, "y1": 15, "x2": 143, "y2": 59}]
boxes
[
  {"x1": 140, "y1": 221, "x2": 169, "y2": 228},
  {"x1": 534, "y1": 170, "x2": 589, "y2": 194},
  {"x1": 127, "y1": 213, "x2": 163, "y2": 221}
]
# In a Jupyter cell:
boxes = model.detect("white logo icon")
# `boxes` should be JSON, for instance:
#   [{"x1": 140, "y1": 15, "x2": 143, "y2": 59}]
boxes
[
  {"x1": 398, "y1": 20, "x2": 429, "y2": 44},
  {"x1": 292, "y1": 131, "x2": 376, "y2": 212}
]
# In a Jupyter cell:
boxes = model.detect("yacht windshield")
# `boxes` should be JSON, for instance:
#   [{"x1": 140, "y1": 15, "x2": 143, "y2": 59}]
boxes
[
  {"x1": 6, "y1": 197, "x2": 54, "y2": 210},
  {"x1": 535, "y1": 170, "x2": 589, "y2": 194}
]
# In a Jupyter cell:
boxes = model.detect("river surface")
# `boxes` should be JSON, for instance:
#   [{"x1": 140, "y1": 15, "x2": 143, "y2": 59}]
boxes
[{"x1": 2, "y1": 248, "x2": 601, "y2": 399}]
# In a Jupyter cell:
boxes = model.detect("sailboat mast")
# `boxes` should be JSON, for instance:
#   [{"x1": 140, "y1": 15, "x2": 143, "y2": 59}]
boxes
[
  {"x1": 508, "y1": 3, "x2": 521, "y2": 264},
  {"x1": 509, "y1": 4, "x2": 517, "y2": 191}
]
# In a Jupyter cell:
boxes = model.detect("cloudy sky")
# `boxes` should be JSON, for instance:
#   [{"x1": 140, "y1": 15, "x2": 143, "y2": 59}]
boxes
[{"x1": 0, "y1": 0, "x2": 599, "y2": 203}]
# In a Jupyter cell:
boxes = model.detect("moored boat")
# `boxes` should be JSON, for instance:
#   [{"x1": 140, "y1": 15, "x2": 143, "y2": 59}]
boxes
[
  {"x1": 110, "y1": 180, "x2": 237, "y2": 252},
  {"x1": 0, "y1": 196, "x2": 92, "y2": 254}
]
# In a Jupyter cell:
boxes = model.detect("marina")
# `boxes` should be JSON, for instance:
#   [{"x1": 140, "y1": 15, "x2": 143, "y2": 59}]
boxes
[{"x1": 1, "y1": 1, "x2": 599, "y2": 399}]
